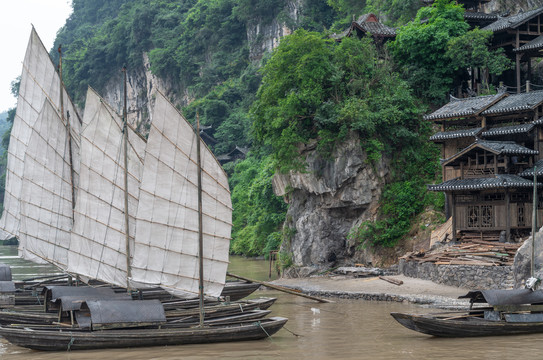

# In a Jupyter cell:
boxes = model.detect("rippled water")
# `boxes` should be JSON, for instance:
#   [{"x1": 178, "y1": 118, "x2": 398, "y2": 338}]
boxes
[{"x1": 1, "y1": 247, "x2": 543, "y2": 359}]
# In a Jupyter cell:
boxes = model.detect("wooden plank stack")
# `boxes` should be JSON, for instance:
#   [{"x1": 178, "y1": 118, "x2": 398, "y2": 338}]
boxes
[{"x1": 400, "y1": 239, "x2": 521, "y2": 266}]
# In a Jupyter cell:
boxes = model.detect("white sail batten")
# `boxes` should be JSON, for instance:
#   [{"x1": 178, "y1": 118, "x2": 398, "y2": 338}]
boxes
[
  {"x1": 18, "y1": 99, "x2": 73, "y2": 267},
  {"x1": 68, "y1": 88, "x2": 145, "y2": 288},
  {"x1": 0, "y1": 28, "x2": 81, "y2": 247},
  {"x1": 131, "y1": 91, "x2": 232, "y2": 298}
]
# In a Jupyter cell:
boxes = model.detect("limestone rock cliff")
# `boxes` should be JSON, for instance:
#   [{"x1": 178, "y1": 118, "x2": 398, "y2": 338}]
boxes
[
  {"x1": 272, "y1": 133, "x2": 389, "y2": 273},
  {"x1": 485, "y1": 0, "x2": 543, "y2": 12}
]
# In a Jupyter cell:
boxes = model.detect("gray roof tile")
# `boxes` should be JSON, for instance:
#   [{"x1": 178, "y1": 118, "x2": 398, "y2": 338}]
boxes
[
  {"x1": 481, "y1": 123, "x2": 535, "y2": 137},
  {"x1": 519, "y1": 159, "x2": 543, "y2": 177},
  {"x1": 483, "y1": 7, "x2": 543, "y2": 32},
  {"x1": 428, "y1": 174, "x2": 539, "y2": 191},
  {"x1": 442, "y1": 140, "x2": 538, "y2": 166},
  {"x1": 429, "y1": 127, "x2": 483, "y2": 141},
  {"x1": 514, "y1": 34, "x2": 543, "y2": 52},
  {"x1": 424, "y1": 93, "x2": 506, "y2": 121},
  {"x1": 481, "y1": 90, "x2": 543, "y2": 115},
  {"x1": 332, "y1": 13, "x2": 396, "y2": 39}
]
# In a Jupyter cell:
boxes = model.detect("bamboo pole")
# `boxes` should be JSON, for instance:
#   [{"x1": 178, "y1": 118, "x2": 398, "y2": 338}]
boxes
[
  {"x1": 196, "y1": 113, "x2": 205, "y2": 327},
  {"x1": 58, "y1": 45, "x2": 76, "y2": 216},
  {"x1": 122, "y1": 67, "x2": 131, "y2": 290},
  {"x1": 226, "y1": 272, "x2": 332, "y2": 303}
]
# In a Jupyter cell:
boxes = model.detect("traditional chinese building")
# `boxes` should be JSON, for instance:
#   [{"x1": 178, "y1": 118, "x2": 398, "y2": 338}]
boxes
[
  {"x1": 427, "y1": 89, "x2": 543, "y2": 242},
  {"x1": 332, "y1": 13, "x2": 396, "y2": 45},
  {"x1": 483, "y1": 6, "x2": 543, "y2": 92}
]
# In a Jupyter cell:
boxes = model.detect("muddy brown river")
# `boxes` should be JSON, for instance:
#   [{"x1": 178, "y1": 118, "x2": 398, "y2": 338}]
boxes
[{"x1": 1, "y1": 247, "x2": 542, "y2": 359}]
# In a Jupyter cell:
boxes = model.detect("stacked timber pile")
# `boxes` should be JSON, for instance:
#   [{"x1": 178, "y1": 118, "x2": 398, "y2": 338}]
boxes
[{"x1": 400, "y1": 239, "x2": 522, "y2": 266}]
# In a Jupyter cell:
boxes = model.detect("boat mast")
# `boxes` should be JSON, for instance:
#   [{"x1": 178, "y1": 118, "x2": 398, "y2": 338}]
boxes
[
  {"x1": 196, "y1": 112, "x2": 205, "y2": 327},
  {"x1": 122, "y1": 67, "x2": 131, "y2": 290},
  {"x1": 58, "y1": 45, "x2": 76, "y2": 215}
]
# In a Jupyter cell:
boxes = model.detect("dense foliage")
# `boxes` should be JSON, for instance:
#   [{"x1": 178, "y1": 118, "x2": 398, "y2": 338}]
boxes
[
  {"x1": 389, "y1": 0, "x2": 469, "y2": 102},
  {"x1": 253, "y1": 31, "x2": 423, "y2": 172},
  {"x1": 229, "y1": 154, "x2": 287, "y2": 256}
]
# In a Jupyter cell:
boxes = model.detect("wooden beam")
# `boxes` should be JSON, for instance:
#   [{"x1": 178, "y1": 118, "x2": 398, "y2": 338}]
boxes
[{"x1": 226, "y1": 272, "x2": 333, "y2": 303}]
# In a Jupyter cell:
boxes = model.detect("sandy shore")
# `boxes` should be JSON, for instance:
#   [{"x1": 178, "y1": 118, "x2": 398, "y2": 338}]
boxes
[{"x1": 272, "y1": 274, "x2": 472, "y2": 308}]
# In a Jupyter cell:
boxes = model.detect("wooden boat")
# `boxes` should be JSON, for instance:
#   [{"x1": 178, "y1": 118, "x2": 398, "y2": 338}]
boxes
[
  {"x1": 390, "y1": 311, "x2": 543, "y2": 337},
  {"x1": 0, "y1": 295, "x2": 276, "y2": 326},
  {"x1": 0, "y1": 316, "x2": 288, "y2": 351},
  {"x1": 391, "y1": 289, "x2": 543, "y2": 337}
]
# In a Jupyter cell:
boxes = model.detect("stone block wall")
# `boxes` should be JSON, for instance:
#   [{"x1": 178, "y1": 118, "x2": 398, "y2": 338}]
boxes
[{"x1": 399, "y1": 259, "x2": 514, "y2": 289}]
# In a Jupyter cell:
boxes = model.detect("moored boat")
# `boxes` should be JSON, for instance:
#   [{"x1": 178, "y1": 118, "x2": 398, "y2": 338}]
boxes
[
  {"x1": 391, "y1": 289, "x2": 543, "y2": 337},
  {"x1": 0, "y1": 316, "x2": 288, "y2": 351}
]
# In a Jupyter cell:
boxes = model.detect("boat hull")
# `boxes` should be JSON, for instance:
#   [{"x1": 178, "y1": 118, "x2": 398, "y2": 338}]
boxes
[
  {"x1": 391, "y1": 312, "x2": 543, "y2": 337},
  {"x1": 0, "y1": 317, "x2": 288, "y2": 351}
]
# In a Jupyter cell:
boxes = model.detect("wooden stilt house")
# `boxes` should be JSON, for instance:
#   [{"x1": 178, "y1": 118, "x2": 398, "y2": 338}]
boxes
[{"x1": 427, "y1": 90, "x2": 543, "y2": 242}]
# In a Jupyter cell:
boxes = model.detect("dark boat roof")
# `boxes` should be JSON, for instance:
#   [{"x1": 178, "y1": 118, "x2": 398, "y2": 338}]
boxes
[
  {"x1": 54, "y1": 292, "x2": 132, "y2": 311},
  {"x1": 0, "y1": 263, "x2": 11, "y2": 281},
  {"x1": 79, "y1": 299, "x2": 166, "y2": 329},
  {"x1": 0, "y1": 281, "x2": 16, "y2": 293},
  {"x1": 44, "y1": 285, "x2": 119, "y2": 298},
  {"x1": 460, "y1": 289, "x2": 543, "y2": 305}
]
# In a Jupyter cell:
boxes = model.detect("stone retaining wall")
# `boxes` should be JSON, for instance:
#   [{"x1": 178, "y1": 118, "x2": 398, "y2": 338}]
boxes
[{"x1": 399, "y1": 259, "x2": 514, "y2": 289}]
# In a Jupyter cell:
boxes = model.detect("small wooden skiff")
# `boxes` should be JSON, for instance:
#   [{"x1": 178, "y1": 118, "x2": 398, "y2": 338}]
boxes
[{"x1": 0, "y1": 316, "x2": 288, "y2": 351}]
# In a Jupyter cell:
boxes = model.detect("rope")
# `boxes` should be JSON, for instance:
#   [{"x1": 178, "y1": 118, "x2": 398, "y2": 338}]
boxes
[
  {"x1": 32, "y1": 290, "x2": 41, "y2": 305},
  {"x1": 67, "y1": 334, "x2": 75, "y2": 351},
  {"x1": 239, "y1": 303, "x2": 244, "y2": 312},
  {"x1": 283, "y1": 326, "x2": 302, "y2": 337},
  {"x1": 255, "y1": 321, "x2": 271, "y2": 338}
]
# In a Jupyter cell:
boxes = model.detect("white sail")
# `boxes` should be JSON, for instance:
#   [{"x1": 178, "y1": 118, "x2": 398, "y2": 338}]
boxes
[
  {"x1": 18, "y1": 99, "x2": 74, "y2": 267},
  {"x1": 131, "y1": 91, "x2": 232, "y2": 298},
  {"x1": 0, "y1": 27, "x2": 81, "y2": 248},
  {"x1": 68, "y1": 87, "x2": 145, "y2": 288}
]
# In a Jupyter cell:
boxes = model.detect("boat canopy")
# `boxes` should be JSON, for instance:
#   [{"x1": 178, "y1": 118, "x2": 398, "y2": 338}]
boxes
[{"x1": 460, "y1": 289, "x2": 543, "y2": 305}]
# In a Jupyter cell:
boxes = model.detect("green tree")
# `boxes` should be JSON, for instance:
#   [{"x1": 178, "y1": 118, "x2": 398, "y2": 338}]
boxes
[
  {"x1": 253, "y1": 30, "x2": 423, "y2": 171},
  {"x1": 229, "y1": 154, "x2": 287, "y2": 256},
  {"x1": 389, "y1": 0, "x2": 469, "y2": 102},
  {"x1": 446, "y1": 28, "x2": 512, "y2": 92}
]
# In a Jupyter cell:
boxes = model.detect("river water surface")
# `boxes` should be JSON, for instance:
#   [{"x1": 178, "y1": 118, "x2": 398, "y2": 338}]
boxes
[{"x1": 1, "y1": 246, "x2": 543, "y2": 359}]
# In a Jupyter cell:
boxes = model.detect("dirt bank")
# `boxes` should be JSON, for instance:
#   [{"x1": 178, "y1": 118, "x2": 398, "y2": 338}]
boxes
[{"x1": 272, "y1": 274, "x2": 472, "y2": 308}]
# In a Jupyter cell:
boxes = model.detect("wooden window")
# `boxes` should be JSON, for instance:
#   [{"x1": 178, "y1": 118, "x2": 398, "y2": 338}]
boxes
[
  {"x1": 518, "y1": 206, "x2": 526, "y2": 227},
  {"x1": 483, "y1": 193, "x2": 504, "y2": 201},
  {"x1": 511, "y1": 193, "x2": 530, "y2": 202},
  {"x1": 481, "y1": 206, "x2": 493, "y2": 227},
  {"x1": 468, "y1": 206, "x2": 479, "y2": 228}
]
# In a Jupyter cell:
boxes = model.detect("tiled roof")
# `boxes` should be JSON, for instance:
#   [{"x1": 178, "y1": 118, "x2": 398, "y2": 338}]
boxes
[
  {"x1": 481, "y1": 123, "x2": 535, "y2": 137},
  {"x1": 464, "y1": 12, "x2": 499, "y2": 21},
  {"x1": 514, "y1": 34, "x2": 543, "y2": 52},
  {"x1": 483, "y1": 7, "x2": 543, "y2": 32},
  {"x1": 519, "y1": 159, "x2": 543, "y2": 177},
  {"x1": 424, "y1": 93, "x2": 507, "y2": 121},
  {"x1": 481, "y1": 90, "x2": 543, "y2": 115},
  {"x1": 429, "y1": 127, "x2": 482, "y2": 141},
  {"x1": 332, "y1": 13, "x2": 396, "y2": 39},
  {"x1": 442, "y1": 140, "x2": 538, "y2": 166},
  {"x1": 428, "y1": 174, "x2": 539, "y2": 192}
]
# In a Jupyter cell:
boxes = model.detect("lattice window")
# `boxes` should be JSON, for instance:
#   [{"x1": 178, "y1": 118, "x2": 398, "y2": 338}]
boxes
[
  {"x1": 511, "y1": 193, "x2": 530, "y2": 202},
  {"x1": 457, "y1": 195, "x2": 477, "y2": 203},
  {"x1": 518, "y1": 206, "x2": 525, "y2": 227},
  {"x1": 468, "y1": 206, "x2": 479, "y2": 228},
  {"x1": 481, "y1": 205, "x2": 493, "y2": 227},
  {"x1": 483, "y1": 193, "x2": 505, "y2": 201}
]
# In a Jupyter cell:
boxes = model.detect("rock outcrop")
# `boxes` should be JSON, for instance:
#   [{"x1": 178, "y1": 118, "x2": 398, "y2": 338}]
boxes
[{"x1": 273, "y1": 132, "x2": 389, "y2": 273}]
